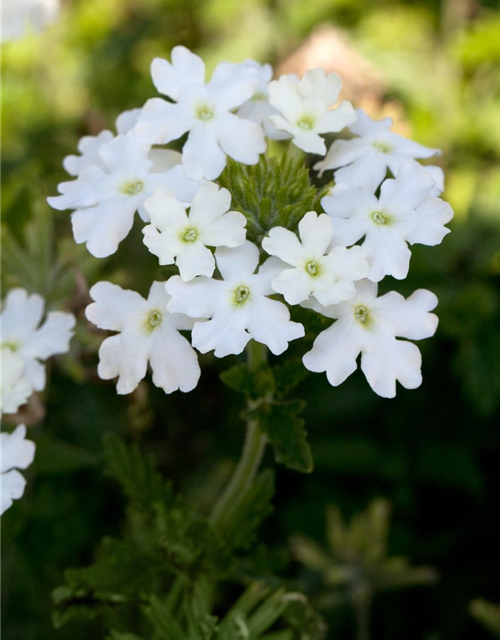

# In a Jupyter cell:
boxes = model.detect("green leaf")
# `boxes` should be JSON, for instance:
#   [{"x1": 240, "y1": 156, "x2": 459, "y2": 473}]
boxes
[
  {"x1": 222, "y1": 469, "x2": 275, "y2": 550},
  {"x1": 252, "y1": 401, "x2": 313, "y2": 473},
  {"x1": 145, "y1": 595, "x2": 187, "y2": 640},
  {"x1": 103, "y1": 434, "x2": 173, "y2": 512},
  {"x1": 220, "y1": 362, "x2": 275, "y2": 400},
  {"x1": 271, "y1": 360, "x2": 309, "y2": 396}
]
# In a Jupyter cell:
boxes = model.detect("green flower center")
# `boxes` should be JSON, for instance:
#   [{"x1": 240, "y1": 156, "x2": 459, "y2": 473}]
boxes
[
  {"x1": 305, "y1": 260, "x2": 320, "y2": 276},
  {"x1": 354, "y1": 305, "x2": 369, "y2": 324},
  {"x1": 147, "y1": 309, "x2": 163, "y2": 329},
  {"x1": 195, "y1": 104, "x2": 214, "y2": 121},
  {"x1": 182, "y1": 227, "x2": 198, "y2": 243},
  {"x1": 373, "y1": 141, "x2": 392, "y2": 153},
  {"x1": 234, "y1": 285, "x2": 251, "y2": 305},
  {"x1": 2, "y1": 341, "x2": 19, "y2": 352},
  {"x1": 371, "y1": 210, "x2": 388, "y2": 225},
  {"x1": 297, "y1": 115, "x2": 315, "y2": 130},
  {"x1": 251, "y1": 91, "x2": 267, "y2": 101},
  {"x1": 121, "y1": 179, "x2": 144, "y2": 196}
]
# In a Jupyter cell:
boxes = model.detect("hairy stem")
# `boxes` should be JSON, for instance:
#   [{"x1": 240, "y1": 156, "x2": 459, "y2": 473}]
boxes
[{"x1": 210, "y1": 341, "x2": 268, "y2": 532}]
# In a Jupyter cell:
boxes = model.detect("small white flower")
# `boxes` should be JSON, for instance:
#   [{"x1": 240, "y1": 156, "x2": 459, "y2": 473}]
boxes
[
  {"x1": 314, "y1": 108, "x2": 441, "y2": 191},
  {"x1": 134, "y1": 46, "x2": 266, "y2": 181},
  {"x1": 322, "y1": 163, "x2": 454, "y2": 282},
  {"x1": 303, "y1": 280, "x2": 439, "y2": 398},
  {"x1": 143, "y1": 182, "x2": 246, "y2": 281},
  {"x1": 62, "y1": 120, "x2": 182, "y2": 178},
  {"x1": 86, "y1": 281, "x2": 200, "y2": 395},
  {"x1": 165, "y1": 241, "x2": 304, "y2": 357},
  {"x1": 1, "y1": 349, "x2": 33, "y2": 416},
  {"x1": 1, "y1": 425, "x2": 36, "y2": 515},
  {"x1": 237, "y1": 60, "x2": 289, "y2": 141},
  {"x1": 48, "y1": 134, "x2": 202, "y2": 258},
  {"x1": 1, "y1": 289, "x2": 75, "y2": 394},
  {"x1": 262, "y1": 211, "x2": 369, "y2": 306},
  {"x1": 268, "y1": 68, "x2": 356, "y2": 155},
  {"x1": 1, "y1": 0, "x2": 59, "y2": 42}
]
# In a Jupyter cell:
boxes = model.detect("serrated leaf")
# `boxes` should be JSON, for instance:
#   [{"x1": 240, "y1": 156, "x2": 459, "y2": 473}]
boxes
[
  {"x1": 252, "y1": 401, "x2": 313, "y2": 473},
  {"x1": 103, "y1": 434, "x2": 173, "y2": 512},
  {"x1": 220, "y1": 363, "x2": 275, "y2": 400},
  {"x1": 272, "y1": 360, "x2": 309, "y2": 396}
]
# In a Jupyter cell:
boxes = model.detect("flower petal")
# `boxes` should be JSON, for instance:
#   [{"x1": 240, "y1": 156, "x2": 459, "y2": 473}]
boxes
[{"x1": 182, "y1": 122, "x2": 227, "y2": 181}]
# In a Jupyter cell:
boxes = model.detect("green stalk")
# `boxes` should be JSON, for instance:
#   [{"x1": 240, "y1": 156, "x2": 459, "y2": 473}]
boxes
[{"x1": 209, "y1": 341, "x2": 268, "y2": 532}]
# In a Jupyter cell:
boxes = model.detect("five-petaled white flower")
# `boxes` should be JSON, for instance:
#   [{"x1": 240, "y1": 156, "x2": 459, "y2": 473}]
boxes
[
  {"x1": 134, "y1": 46, "x2": 266, "y2": 181},
  {"x1": 237, "y1": 60, "x2": 289, "y2": 141},
  {"x1": 143, "y1": 182, "x2": 247, "y2": 281},
  {"x1": 86, "y1": 281, "x2": 200, "y2": 395},
  {"x1": 1, "y1": 424, "x2": 36, "y2": 515},
  {"x1": 262, "y1": 211, "x2": 369, "y2": 306},
  {"x1": 268, "y1": 68, "x2": 356, "y2": 155},
  {"x1": 48, "y1": 134, "x2": 202, "y2": 258},
  {"x1": 1, "y1": 289, "x2": 75, "y2": 395},
  {"x1": 303, "y1": 280, "x2": 438, "y2": 398},
  {"x1": 322, "y1": 163, "x2": 454, "y2": 282},
  {"x1": 165, "y1": 241, "x2": 304, "y2": 358},
  {"x1": 1, "y1": 349, "x2": 33, "y2": 416},
  {"x1": 314, "y1": 108, "x2": 441, "y2": 192}
]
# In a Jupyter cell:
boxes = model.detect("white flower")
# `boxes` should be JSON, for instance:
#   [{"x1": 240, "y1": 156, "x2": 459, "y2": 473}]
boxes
[
  {"x1": 314, "y1": 108, "x2": 441, "y2": 191},
  {"x1": 165, "y1": 241, "x2": 304, "y2": 357},
  {"x1": 62, "y1": 110, "x2": 182, "y2": 178},
  {"x1": 262, "y1": 211, "x2": 369, "y2": 306},
  {"x1": 1, "y1": 289, "x2": 75, "y2": 394},
  {"x1": 48, "y1": 134, "x2": 202, "y2": 258},
  {"x1": 86, "y1": 281, "x2": 200, "y2": 395},
  {"x1": 143, "y1": 182, "x2": 246, "y2": 281},
  {"x1": 303, "y1": 280, "x2": 438, "y2": 398},
  {"x1": 321, "y1": 163, "x2": 454, "y2": 282},
  {"x1": 1, "y1": 349, "x2": 33, "y2": 416},
  {"x1": 1, "y1": 0, "x2": 59, "y2": 42},
  {"x1": 236, "y1": 61, "x2": 289, "y2": 140},
  {"x1": 268, "y1": 68, "x2": 356, "y2": 155},
  {"x1": 134, "y1": 46, "x2": 266, "y2": 180},
  {"x1": 1, "y1": 425, "x2": 36, "y2": 515}
]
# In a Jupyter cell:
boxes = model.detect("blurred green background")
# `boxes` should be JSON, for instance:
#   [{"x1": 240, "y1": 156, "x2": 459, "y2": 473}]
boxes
[{"x1": 2, "y1": 0, "x2": 500, "y2": 638}]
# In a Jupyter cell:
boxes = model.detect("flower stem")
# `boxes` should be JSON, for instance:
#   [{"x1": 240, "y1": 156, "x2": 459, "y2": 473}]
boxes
[{"x1": 209, "y1": 341, "x2": 268, "y2": 532}]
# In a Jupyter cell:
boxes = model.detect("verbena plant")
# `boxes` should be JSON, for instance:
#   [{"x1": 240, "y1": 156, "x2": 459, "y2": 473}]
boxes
[{"x1": 2, "y1": 46, "x2": 454, "y2": 638}]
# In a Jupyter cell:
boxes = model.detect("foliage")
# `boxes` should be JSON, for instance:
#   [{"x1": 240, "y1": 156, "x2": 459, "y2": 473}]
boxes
[{"x1": 51, "y1": 436, "x2": 324, "y2": 639}]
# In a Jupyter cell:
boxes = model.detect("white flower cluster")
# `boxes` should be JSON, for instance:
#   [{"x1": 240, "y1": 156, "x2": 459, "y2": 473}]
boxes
[
  {"x1": 1, "y1": 290, "x2": 75, "y2": 514},
  {"x1": 48, "y1": 47, "x2": 453, "y2": 400}
]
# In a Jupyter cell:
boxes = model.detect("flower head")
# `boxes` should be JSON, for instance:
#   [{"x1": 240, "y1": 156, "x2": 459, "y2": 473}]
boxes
[
  {"x1": 165, "y1": 241, "x2": 304, "y2": 357},
  {"x1": 143, "y1": 182, "x2": 247, "y2": 281},
  {"x1": 86, "y1": 281, "x2": 200, "y2": 395},
  {"x1": 134, "y1": 46, "x2": 266, "y2": 180},
  {"x1": 303, "y1": 280, "x2": 438, "y2": 398},
  {"x1": 1, "y1": 288, "x2": 75, "y2": 395},
  {"x1": 268, "y1": 68, "x2": 356, "y2": 155},
  {"x1": 1, "y1": 425, "x2": 36, "y2": 515},
  {"x1": 262, "y1": 211, "x2": 369, "y2": 306},
  {"x1": 48, "y1": 134, "x2": 202, "y2": 258},
  {"x1": 314, "y1": 109, "x2": 441, "y2": 191},
  {"x1": 322, "y1": 162, "x2": 453, "y2": 282}
]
